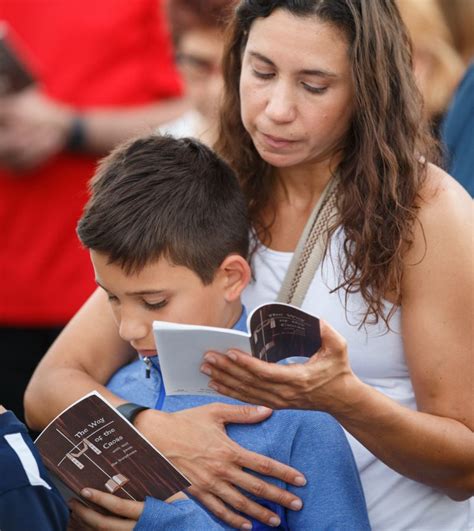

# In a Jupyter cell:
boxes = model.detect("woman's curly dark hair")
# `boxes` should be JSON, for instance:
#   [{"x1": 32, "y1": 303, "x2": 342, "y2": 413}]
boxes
[{"x1": 215, "y1": 0, "x2": 439, "y2": 328}]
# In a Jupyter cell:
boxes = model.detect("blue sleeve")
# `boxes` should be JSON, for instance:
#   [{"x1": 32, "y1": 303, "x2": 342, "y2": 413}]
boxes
[
  {"x1": 284, "y1": 412, "x2": 370, "y2": 530},
  {"x1": 134, "y1": 497, "x2": 226, "y2": 530},
  {"x1": 0, "y1": 411, "x2": 69, "y2": 531},
  {"x1": 441, "y1": 63, "x2": 474, "y2": 196},
  {"x1": 0, "y1": 484, "x2": 69, "y2": 531}
]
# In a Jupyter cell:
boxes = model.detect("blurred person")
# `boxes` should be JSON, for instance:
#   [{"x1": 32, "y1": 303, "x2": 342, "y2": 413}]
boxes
[
  {"x1": 441, "y1": 63, "x2": 474, "y2": 196},
  {"x1": 437, "y1": 0, "x2": 474, "y2": 65},
  {"x1": 397, "y1": 0, "x2": 465, "y2": 135},
  {"x1": 160, "y1": 0, "x2": 236, "y2": 144},
  {"x1": 0, "y1": 404, "x2": 69, "y2": 530},
  {"x1": 0, "y1": 0, "x2": 185, "y2": 425}
]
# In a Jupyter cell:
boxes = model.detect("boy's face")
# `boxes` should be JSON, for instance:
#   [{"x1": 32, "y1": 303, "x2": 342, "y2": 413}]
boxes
[{"x1": 90, "y1": 251, "x2": 242, "y2": 357}]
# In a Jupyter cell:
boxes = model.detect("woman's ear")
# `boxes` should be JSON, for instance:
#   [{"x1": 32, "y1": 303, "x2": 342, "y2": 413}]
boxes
[{"x1": 218, "y1": 254, "x2": 251, "y2": 302}]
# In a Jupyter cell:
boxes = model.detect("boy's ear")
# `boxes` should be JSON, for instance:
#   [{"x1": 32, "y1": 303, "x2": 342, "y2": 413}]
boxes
[{"x1": 218, "y1": 254, "x2": 251, "y2": 302}]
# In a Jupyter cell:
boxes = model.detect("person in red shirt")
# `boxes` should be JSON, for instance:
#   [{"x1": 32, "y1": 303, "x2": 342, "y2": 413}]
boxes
[{"x1": 0, "y1": 0, "x2": 185, "y2": 424}]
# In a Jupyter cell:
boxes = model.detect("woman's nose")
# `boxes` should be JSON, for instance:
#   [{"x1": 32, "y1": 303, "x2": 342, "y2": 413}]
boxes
[{"x1": 265, "y1": 81, "x2": 297, "y2": 123}]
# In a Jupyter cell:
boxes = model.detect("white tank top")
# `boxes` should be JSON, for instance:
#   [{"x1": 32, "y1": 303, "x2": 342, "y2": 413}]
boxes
[{"x1": 243, "y1": 230, "x2": 471, "y2": 530}]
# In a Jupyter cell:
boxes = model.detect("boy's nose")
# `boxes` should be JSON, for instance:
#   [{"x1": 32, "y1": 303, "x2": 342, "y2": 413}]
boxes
[{"x1": 118, "y1": 315, "x2": 148, "y2": 344}]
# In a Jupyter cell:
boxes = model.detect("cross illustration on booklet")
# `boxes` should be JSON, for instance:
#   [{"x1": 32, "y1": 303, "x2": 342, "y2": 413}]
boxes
[{"x1": 35, "y1": 392, "x2": 190, "y2": 504}]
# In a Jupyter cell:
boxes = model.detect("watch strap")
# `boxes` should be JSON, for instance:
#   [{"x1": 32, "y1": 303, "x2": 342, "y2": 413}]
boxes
[
  {"x1": 116, "y1": 402, "x2": 150, "y2": 425},
  {"x1": 66, "y1": 115, "x2": 86, "y2": 152}
]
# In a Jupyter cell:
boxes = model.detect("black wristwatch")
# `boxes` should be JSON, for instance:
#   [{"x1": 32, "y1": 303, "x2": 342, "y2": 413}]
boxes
[
  {"x1": 116, "y1": 402, "x2": 150, "y2": 425},
  {"x1": 66, "y1": 115, "x2": 87, "y2": 152}
]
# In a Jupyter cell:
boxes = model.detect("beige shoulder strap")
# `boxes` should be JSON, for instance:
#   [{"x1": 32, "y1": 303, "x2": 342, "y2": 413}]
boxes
[{"x1": 277, "y1": 176, "x2": 339, "y2": 307}]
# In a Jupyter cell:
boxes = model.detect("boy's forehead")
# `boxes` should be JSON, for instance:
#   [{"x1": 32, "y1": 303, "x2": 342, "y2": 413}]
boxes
[{"x1": 90, "y1": 250, "x2": 204, "y2": 291}]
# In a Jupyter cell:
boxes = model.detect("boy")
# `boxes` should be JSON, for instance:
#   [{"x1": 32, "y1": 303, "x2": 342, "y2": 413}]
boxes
[
  {"x1": 0, "y1": 405, "x2": 69, "y2": 530},
  {"x1": 75, "y1": 135, "x2": 370, "y2": 529}
]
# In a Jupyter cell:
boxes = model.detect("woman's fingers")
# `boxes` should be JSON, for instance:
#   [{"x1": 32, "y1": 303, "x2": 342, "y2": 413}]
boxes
[
  {"x1": 210, "y1": 402, "x2": 273, "y2": 424},
  {"x1": 189, "y1": 490, "x2": 253, "y2": 530},
  {"x1": 190, "y1": 480, "x2": 283, "y2": 528},
  {"x1": 216, "y1": 441, "x2": 306, "y2": 504},
  {"x1": 209, "y1": 379, "x2": 288, "y2": 408},
  {"x1": 318, "y1": 319, "x2": 348, "y2": 356},
  {"x1": 212, "y1": 404, "x2": 306, "y2": 487},
  {"x1": 80, "y1": 488, "x2": 144, "y2": 519},
  {"x1": 142, "y1": 404, "x2": 305, "y2": 527},
  {"x1": 203, "y1": 349, "x2": 297, "y2": 384},
  {"x1": 223, "y1": 463, "x2": 305, "y2": 510},
  {"x1": 202, "y1": 352, "x2": 314, "y2": 407}
]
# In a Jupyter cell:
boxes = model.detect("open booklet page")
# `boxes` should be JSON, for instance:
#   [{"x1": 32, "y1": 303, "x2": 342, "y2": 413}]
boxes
[
  {"x1": 154, "y1": 302, "x2": 321, "y2": 397},
  {"x1": 35, "y1": 392, "x2": 190, "y2": 504}
]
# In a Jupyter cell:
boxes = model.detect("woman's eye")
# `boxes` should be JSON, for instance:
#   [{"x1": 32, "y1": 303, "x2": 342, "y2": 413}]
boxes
[
  {"x1": 107, "y1": 294, "x2": 119, "y2": 304},
  {"x1": 302, "y1": 82, "x2": 327, "y2": 94},
  {"x1": 252, "y1": 68, "x2": 274, "y2": 80},
  {"x1": 143, "y1": 300, "x2": 168, "y2": 310}
]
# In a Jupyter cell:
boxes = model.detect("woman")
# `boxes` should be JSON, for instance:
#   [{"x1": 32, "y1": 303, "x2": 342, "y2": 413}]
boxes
[
  {"x1": 202, "y1": 1, "x2": 473, "y2": 528},
  {"x1": 25, "y1": 1, "x2": 473, "y2": 529}
]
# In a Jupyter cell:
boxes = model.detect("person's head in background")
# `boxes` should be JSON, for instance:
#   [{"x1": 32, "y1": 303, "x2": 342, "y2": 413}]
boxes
[
  {"x1": 77, "y1": 135, "x2": 250, "y2": 353},
  {"x1": 396, "y1": 0, "x2": 465, "y2": 131},
  {"x1": 167, "y1": 0, "x2": 237, "y2": 144},
  {"x1": 436, "y1": 0, "x2": 474, "y2": 66}
]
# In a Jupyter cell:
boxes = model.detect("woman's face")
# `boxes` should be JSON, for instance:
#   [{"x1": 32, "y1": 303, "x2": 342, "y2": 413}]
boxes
[{"x1": 240, "y1": 9, "x2": 354, "y2": 171}]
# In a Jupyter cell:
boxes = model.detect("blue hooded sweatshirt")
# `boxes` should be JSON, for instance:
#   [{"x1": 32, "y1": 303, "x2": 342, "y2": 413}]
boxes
[{"x1": 107, "y1": 310, "x2": 370, "y2": 530}]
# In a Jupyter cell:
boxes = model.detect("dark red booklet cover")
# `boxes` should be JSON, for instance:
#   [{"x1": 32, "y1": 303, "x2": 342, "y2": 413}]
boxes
[{"x1": 35, "y1": 392, "x2": 190, "y2": 503}]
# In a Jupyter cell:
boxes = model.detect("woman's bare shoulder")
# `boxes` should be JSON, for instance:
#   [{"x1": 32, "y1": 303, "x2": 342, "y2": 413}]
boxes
[
  {"x1": 404, "y1": 162, "x2": 472, "y2": 270},
  {"x1": 418, "y1": 163, "x2": 471, "y2": 216}
]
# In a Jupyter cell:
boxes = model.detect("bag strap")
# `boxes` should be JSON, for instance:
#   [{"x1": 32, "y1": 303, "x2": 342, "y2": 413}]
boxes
[{"x1": 277, "y1": 176, "x2": 339, "y2": 307}]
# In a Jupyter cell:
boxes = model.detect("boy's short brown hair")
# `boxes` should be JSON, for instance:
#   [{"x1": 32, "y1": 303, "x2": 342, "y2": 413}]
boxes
[{"x1": 77, "y1": 135, "x2": 249, "y2": 284}]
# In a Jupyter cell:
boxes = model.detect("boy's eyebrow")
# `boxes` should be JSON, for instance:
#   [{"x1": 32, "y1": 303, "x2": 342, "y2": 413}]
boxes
[
  {"x1": 248, "y1": 50, "x2": 338, "y2": 78},
  {"x1": 126, "y1": 289, "x2": 166, "y2": 296},
  {"x1": 95, "y1": 279, "x2": 166, "y2": 296}
]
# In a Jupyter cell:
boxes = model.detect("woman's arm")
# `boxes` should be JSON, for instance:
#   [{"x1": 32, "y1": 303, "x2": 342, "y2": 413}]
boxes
[
  {"x1": 24, "y1": 289, "x2": 306, "y2": 529},
  {"x1": 202, "y1": 168, "x2": 474, "y2": 498},
  {"x1": 24, "y1": 288, "x2": 136, "y2": 428}
]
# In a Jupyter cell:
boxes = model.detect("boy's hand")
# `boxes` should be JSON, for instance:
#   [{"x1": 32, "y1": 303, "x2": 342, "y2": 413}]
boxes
[
  {"x1": 68, "y1": 488, "x2": 143, "y2": 530},
  {"x1": 135, "y1": 404, "x2": 306, "y2": 529}
]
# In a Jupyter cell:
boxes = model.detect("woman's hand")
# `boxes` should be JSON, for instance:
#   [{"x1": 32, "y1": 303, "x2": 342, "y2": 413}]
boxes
[
  {"x1": 134, "y1": 403, "x2": 306, "y2": 529},
  {"x1": 68, "y1": 488, "x2": 143, "y2": 530},
  {"x1": 200, "y1": 320, "x2": 357, "y2": 412}
]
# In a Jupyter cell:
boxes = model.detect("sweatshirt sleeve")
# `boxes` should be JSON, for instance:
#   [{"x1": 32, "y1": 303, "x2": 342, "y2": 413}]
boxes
[
  {"x1": 0, "y1": 411, "x2": 69, "y2": 531},
  {"x1": 283, "y1": 411, "x2": 371, "y2": 530},
  {"x1": 0, "y1": 484, "x2": 69, "y2": 531},
  {"x1": 134, "y1": 497, "x2": 226, "y2": 530}
]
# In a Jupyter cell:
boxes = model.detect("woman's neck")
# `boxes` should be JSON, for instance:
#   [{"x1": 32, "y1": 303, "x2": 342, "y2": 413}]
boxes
[{"x1": 274, "y1": 162, "x2": 335, "y2": 209}]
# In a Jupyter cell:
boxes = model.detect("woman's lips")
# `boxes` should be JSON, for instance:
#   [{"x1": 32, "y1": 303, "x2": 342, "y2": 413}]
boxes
[{"x1": 260, "y1": 132, "x2": 297, "y2": 149}]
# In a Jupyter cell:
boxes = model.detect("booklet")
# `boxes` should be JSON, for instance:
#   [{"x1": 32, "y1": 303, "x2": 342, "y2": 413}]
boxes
[
  {"x1": 35, "y1": 392, "x2": 190, "y2": 506},
  {"x1": 153, "y1": 302, "x2": 321, "y2": 397},
  {"x1": 0, "y1": 22, "x2": 36, "y2": 95}
]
